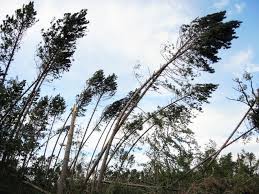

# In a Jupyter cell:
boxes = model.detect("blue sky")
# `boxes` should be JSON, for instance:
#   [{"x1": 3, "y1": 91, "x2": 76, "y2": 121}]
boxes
[{"x1": 1, "y1": 0, "x2": 259, "y2": 161}]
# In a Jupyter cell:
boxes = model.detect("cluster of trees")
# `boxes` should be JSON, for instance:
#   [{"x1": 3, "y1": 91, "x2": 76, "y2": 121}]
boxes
[
  {"x1": 0, "y1": 2, "x2": 258, "y2": 194},
  {"x1": 105, "y1": 146, "x2": 259, "y2": 194}
]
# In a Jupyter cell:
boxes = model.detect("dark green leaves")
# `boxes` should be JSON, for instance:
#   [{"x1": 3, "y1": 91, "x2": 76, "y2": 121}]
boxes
[
  {"x1": 181, "y1": 11, "x2": 241, "y2": 73},
  {"x1": 49, "y1": 94, "x2": 66, "y2": 116},
  {"x1": 37, "y1": 9, "x2": 89, "y2": 79},
  {"x1": 103, "y1": 93, "x2": 133, "y2": 121},
  {"x1": 76, "y1": 70, "x2": 118, "y2": 115},
  {"x1": 87, "y1": 69, "x2": 117, "y2": 97}
]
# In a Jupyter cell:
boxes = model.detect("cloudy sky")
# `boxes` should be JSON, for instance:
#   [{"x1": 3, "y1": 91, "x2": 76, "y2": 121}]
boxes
[{"x1": 1, "y1": 0, "x2": 259, "y2": 160}]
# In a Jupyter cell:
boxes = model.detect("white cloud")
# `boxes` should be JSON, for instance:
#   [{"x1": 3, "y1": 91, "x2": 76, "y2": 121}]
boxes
[
  {"x1": 191, "y1": 102, "x2": 259, "y2": 157},
  {"x1": 0, "y1": 0, "x2": 197, "y2": 99},
  {"x1": 224, "y1": 48, "x2": 259, "y2": 74},
  {"x1": 246, "y1": 63, "x2": 259, "y2": 72},
  {"x1": 213, "y1": 0, "x2": 246, "y2": 15},
  {"x1": 234, "y1": 2, "x2": 246, "y2": 13},
  {"x1": 191, "y1": 103, "x2": 247, "y2": 145},
  {"x1": 29, "y1": 0, "x2": 194, "y2": 70},
  {"x1": 213, "y1": 0, "x2": 230, "y2": 9},
  {"x1": 231, "y1": 48, "x2": 253, "y2": 66}
]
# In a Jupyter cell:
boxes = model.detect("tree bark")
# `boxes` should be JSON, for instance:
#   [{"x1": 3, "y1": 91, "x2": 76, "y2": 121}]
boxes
[{"x1": 57, "y1": 105, "x2": 77, "y2": 194}]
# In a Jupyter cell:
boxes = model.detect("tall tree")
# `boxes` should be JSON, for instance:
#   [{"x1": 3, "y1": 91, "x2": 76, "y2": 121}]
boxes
[
  {"x1": 87, "y1": 11, "x2": 241, "y2": 190},
  {"x1": 71, "y1": 70, "x2": 117, "y2": 171},
  {"x1": 57, "y1": 105, "x2": 78, "y2": 194},
  {"x1": 1, "y1": 9, "x2": 89, "y2": 163},
  {"x1": 0, "y1": 1, "x2": 37, "y2": 84}
]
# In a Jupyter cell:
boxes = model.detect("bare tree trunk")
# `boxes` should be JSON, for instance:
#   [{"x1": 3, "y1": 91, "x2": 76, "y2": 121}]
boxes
[
  {"x1": 13, "y1": 75, "x2": 46, "y2": 139},
  {"x1": 96, "y1": 78, "x2": 157, "y2": 187},
  {"x1": 23, "y1": 128, "x2": 60, "y2": 171},
  {"x1": 1, "y1": 27, "x2": 23, "y2": 84},
  {"x1": 57, "y1": 105, "x2": 77, "y2": 194},
  {"x1": 90, "y1": 117, "x2": 116, "y2": 189},
  {"x1": 1, "y1": 73, "x2": 46, "y2": 162},
  {"x1": 71, "y1": 94, "x2": 103, "y2": 170},
  {"x1": 120, "y1": 124, "x2": 155, "y2": 173},
  {"x1": 96, "y1": 129, "x2": 116, "y2": 189},
  {"x1": 100, "y1": 117, "x2": 117, "y2": 153},
  {"x1": 43, "y1": 115, "x2": 56, "y2": 160},
  {"x1": 47, "y1": 111, "x2": 72, "y2": 171},
  {"x1": 106, "y1": 99, "x2": 186, "y2": 168},
  {"x1": 0, "y1": 78, "x2": 39, "y2": 124},
  {"x1": 96, "y1": 45, "x2": 190, "y2": 187},
  {"x1": 86, "y1": 118, "x2": 112, "y2": 174},
  {"x1": 53, "y1": 130, "x2": 69, "y2": 169},
  {"x1": 173, "y1": 125, "x2": 257, "y2": 185},
  {"x1": 207, "y1": 105, "x2": 254, "y2": 166}
]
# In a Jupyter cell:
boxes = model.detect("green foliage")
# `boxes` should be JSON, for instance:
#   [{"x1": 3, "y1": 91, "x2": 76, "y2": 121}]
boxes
[
  {"x1": 106, "y1": 150, "x2": 259, "y2": 194},
  {"x1": 103, "y1": 91, "x2": 136, "y2": 121},
  {"x1": 181, "y1": 11, "x2": 241, "y2": 73},
  {"x1": 37, "y1": 9, "x2": 89, "y2": 79},
  {"x1": 0, "y1": 1, "x2": 37, "y2": 82},
  {"x1": 186, "y1": 150, "x2": 259, "y2": 194},
  {"x1": 76, "y1": 69, "x2": 118, "y2": 116},
  {"x1": 232, "y1": 72, "x2": 259, "y2": 134},
  {"x1": 104, "y1": 183, "x2": 144, "y2": 194},
  {"x1": 49, "y1": 94, "x2": 66, "y2": 116},
  {"x1": 87, "y1": 69, "x2": 117, "y2": 97},
  {"x1": 0, "y1": 3, "x2": 90, "y2": 193}
]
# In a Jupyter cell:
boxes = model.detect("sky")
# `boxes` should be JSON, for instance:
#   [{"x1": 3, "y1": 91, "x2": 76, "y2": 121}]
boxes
[{"x1": 0, "y1": 0, "x2": 259, "y2": 163}]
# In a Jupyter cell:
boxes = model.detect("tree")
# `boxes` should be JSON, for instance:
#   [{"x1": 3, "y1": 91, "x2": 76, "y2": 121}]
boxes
[
  {"x1": 71, "y1": 70, "x2": 117, "y2": 171},
  {"x1": 0, "y1": 3, "x2": 90, "y2": 193},
  {"x1": 0, "y1": 7, "x2": 89, "y2": 166},
  {"x1": 57, "y1": 105, "x2": 78, "y2": 194},
  {"x1": 83, "y1": 11, "x2": 241, "y2": 191},
  {"x1": 43, "y1": 94, "x2": 66, "y2": 161},
  {"x1": 0, "y1": 1, "x2": 37, "y2": 84}
]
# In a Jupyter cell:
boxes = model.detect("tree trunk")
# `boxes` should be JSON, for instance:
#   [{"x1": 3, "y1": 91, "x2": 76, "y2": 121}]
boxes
[
  {"x1": 1, "y1": 26, "x2": 23, "y2": 84},
  {"x1": 53, "y1": 131, "x2": 68, "y2": 169},
  {"x1": 47, "y1": 111, "x2": 72, "y2": 172},
  {"x1": 57, "y1": 105, "x2": 77, "y2": 194},
  {"x1": 71, "y1": 94, "x2": 103, "y2": 170},
  {"x1": 86, "y1": 118, "x2": 112, "y2": 174},
  {"x1": 43, "y1": 115, "x2": 56, "y2": 160},
  {"x1": 96, "y1": 129, "x2": 117, "y2": 189}
]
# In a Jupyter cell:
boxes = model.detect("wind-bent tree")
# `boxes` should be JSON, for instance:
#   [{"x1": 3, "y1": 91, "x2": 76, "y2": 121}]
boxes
[
  {"x1": 71, "y1": 70, "x2": 117, "y2": 171},
  {"x1": 0, "y1": 3, "x2": 90, "y2": 193},
  {"x1": 0, "y1": 1, "x2": 37, "y2": 163},
  {"x1": 57, "y1": 105, "x2": 78, "y2": 194},
  {"x1": 43, "y1": 94, "x2": 66, "y2": 161},
  {"x1": 82, "y1": 11, "x2": 241, "y2": 191},
  {"x1": 12, "y1": 8, "x2": 89, "y2": 137},
  {"x1": 57, "y1": 69, "x2": 117, "y2": 193},
  {"x1": 1, "y1": 8, "x2": 89, "y2": 165},
  {"x1": 0, "y1": 1, "x2": 37, "y2": 84},
  {"x1": 232, "y1": 72, "x2": 259, "y2": 126}
]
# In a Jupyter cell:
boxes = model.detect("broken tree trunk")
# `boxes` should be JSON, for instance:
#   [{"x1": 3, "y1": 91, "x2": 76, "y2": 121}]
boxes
[{"x1": 57, "y1": 105, "x2": 78, "y2": 194}]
